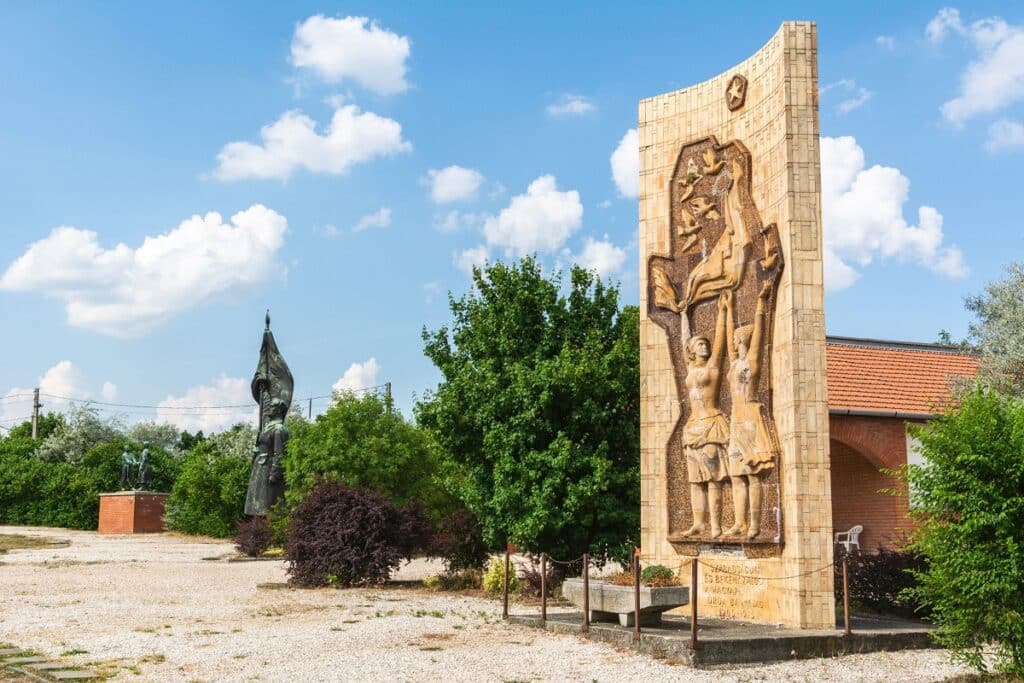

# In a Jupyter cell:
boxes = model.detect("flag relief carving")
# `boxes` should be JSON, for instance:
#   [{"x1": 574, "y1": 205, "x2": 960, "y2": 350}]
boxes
[{"x1": 648, "y1": 135, "x2": 784, "y2": 546}]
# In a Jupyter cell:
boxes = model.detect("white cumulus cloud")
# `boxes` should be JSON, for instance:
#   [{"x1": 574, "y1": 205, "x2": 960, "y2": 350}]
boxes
[
  {"x1": 482, "y1": 175, "x2": 583, "y2": 257},
  {"x1": 611, "y1": 129, "x2": 639, "y2": 199},
  {"x1": 212, "y1": 105, "x2": 411, "y2": 181},
  {"x1": 291, "y1": 15, "x2": 411, "y2": 95},
  {"x1": 575, "y1": 236, "x2": 627, "y2": 277},
  {"x1": 986, "y1": 118, "x2": 1024, "y2": 151},
  {"x1": 353, "y1": 207, "x2": 392, "y2": 233},
  {"x1": 425, "y1": 166, "x2": 485, "y2": 204},
  {"x1": 0, "y1": 204, "x2": 288, "y2": 337},
  {"x1": 156, "y1": 375, "x2": 255, "y2": 433},
  {"x1": 1, "y1": 361, "x2": 112, "y2": 424},
  {"x1": 454, "y1": 245, "x2": 489, "y2": 276},
  {"x1": 926, "y1": 8, "x2": 1024, "y2": 126},
  {"x1": 546, "y1": 94, "x2": 596, "y2": 117},
  {"x1": 333, "y1": 358, "x2": 380, "y2": 394},
  {"x1": 821, "y1": 135, "x2": 968, "y2": 291},
  {"x1": 432, "y1": 210, "x2": 483, "y2": 233},
  {"x1": 101, "y1": 381, "x2": 118, "y2": 401}
]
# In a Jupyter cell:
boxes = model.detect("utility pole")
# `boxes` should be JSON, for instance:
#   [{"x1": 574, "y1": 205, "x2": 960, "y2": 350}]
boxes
[
  {"x1": 308, "y1": 397, "x2": 312, "y2": 420},
  {"x1": 31, "y1": 388, "x2": 41, "y2": 439},
  {"x1": 385, "y1": 382, "x2": 392, "y2": 415}
]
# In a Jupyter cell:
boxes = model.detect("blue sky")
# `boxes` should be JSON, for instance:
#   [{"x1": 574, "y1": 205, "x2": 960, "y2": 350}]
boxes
[{"x1": 1, "y1": 2, "x2": 1021, "y2": 430}]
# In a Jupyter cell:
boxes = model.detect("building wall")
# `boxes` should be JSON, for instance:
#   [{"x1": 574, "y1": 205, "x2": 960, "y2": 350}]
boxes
[
  {"x1": 639, "y1": 22, "x2": 834, "y2": 628},
  {"x1": 829, "y1": 439, "x2": 913, "y2": 551}
]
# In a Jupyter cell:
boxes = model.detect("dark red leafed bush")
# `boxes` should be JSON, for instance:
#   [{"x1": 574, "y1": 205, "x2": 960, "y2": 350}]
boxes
[
  {"x1": 235, "y1": 516, "x2": 273, "y2": 557},
  {"x1": 429, "y1": 508, "x2": 490, "y2": 573},
  {"x1": 835, "y1": 547, "x2": 928, "y2": 618},
  {"x1": 286, "y1": 480, "x2": 428, "y2": 587}
]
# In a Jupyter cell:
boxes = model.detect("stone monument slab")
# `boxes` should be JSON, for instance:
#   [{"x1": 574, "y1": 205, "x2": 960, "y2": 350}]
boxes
[{"x1": 639, "y1": 21, "x2": 834, "y2": 629}]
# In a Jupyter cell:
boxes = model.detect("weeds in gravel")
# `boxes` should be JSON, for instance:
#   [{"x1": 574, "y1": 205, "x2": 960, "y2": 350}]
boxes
[
  {"x1": 60, "y1": 648, "x2": 88, "y2": 656},
  {"x1": 139, "y1": 653, "x2": 166, "y2": 664},
  {"x1": 0, "y1": 534, "x2": 67, "y2": 554}
]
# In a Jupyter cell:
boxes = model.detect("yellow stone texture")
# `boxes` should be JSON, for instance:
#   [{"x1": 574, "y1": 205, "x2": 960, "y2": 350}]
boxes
[{"x1": 639, "y1": 22, "x2": 834, "y2": 629}]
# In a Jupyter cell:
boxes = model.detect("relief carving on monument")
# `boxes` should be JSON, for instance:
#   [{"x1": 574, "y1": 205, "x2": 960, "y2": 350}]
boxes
[
  {"x1": 726, "y1": 74, "x2": 748, "y2": 111},
  {"x1": 647, "y1": 135, "x2": 784, "y2": 547}
]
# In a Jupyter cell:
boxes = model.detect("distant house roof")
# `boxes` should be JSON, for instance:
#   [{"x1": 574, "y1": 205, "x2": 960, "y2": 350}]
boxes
[{"x1": 825, "y1": 336, "x2": 980, "y2": 417}]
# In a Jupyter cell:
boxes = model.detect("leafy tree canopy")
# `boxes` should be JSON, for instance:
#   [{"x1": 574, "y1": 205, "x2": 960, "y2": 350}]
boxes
[
  {"x1": 126, "y1": 421, "x2": 187, "y2": 456},
  {"x1": 34, "y1": 404, "x2": 123, "y2": 463},
  {"x1": 284, "y1": 392, "x2": 453, "y2": 518},
  {"x1": 416, "y1": 257, "x2": 640, "y2": 563},
  {"x1": 965, "y1": 261, "x2": 1024, "y2": 394},
  {"x1": 905, "y1": 387, "x2": 1024, "y2": 676},
  {"x1": 2, "y1": 412, "x2": 65, "y2": 442}
]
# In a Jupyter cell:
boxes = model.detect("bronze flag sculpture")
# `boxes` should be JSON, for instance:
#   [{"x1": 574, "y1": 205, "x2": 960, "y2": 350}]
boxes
[{"x1": 244, "y1": 312, "x2": 294, "y2": 516}]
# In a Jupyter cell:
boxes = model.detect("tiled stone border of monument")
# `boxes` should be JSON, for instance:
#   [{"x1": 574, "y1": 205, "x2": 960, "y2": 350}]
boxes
[{"x1": 640, "y1": 21, "x2": 833, "y2": 628}]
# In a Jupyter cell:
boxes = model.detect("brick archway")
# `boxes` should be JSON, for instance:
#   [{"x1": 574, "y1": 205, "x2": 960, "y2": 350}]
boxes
[{"x1": 828, "y1": 415, "x2": 915, "y2": 551}]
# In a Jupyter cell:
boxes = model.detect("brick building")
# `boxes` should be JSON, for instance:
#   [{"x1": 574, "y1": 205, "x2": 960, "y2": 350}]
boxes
[{"x1": 825, "y1": 336, "x2": 979, "y2": 551}]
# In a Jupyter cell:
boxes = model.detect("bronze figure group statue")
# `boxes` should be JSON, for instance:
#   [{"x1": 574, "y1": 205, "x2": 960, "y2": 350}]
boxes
[
  {"x1": 119, "y1": 442, "x2": 152, "y2": 491},
  {"x1": 244, "y1": 312, "x2": 294, "y2": 517},
  {"x1": 649, "y1": 135, "x2": 784, "y2": 544}
]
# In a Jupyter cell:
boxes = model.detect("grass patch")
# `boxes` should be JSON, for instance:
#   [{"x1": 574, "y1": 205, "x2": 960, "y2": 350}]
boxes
[
  {"x1": 60, "y1": 648, "x2": 89, "y2": 656},
  {"x1": 0, "y1": 534, "x2": 66, "y2": 554}
]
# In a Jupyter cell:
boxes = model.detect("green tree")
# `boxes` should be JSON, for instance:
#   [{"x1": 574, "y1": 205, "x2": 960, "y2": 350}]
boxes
[
  {"x1": 0, "y1": 438, "x2": 178, "y2": 529},
  {"x1": 165, "y1": 440, "x2": 250, "y2": 537},
  {"x1": 2, "y1": 412, "x2": 65, "y2": 442},
  {"x1": 416, "y1": 257, "x2": 640, "y2": 563},
  {"x1": 966, "y1": 261, "x2": 1024, "y2": 393},
  {"x1": 284, "y1": 393, "x2": 452, "y2": 517},
  {"x1": 126, "y1": 421, "x2": 185, "y2": 456},
  {"x1": 904, "y1": 387, "x2": 1024, "y2": 676},
  {"x1": 34, "y1": 404, "x2": 123, "y2": 463}
]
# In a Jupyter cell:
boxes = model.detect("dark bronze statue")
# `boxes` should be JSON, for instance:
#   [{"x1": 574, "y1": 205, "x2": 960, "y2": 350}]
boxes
[
  {"x1": 119, "y1": 442, "x2": 152, "y2": 491},
  {"x1": 137, "y1": 442, "x2": 151, "y2": 491},
  {"x1": 244, "y1": 312, "x2": 294, "y2": 516},
  {"x1": 120, "y1": 446, "x2": 136, "y2": 490}
]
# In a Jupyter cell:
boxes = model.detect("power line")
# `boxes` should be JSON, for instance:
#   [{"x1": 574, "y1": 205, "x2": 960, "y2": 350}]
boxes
[
  {"x1": 36, "y1": 383, "x2": 388, "y2": 412},
  {"x1": 0, "y1": 393, "x2": 35, "y2": 403}
]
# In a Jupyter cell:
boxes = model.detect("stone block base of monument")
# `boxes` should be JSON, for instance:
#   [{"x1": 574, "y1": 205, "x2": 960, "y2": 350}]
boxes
[
  {"x1": 561, "y1": 578, "x2": 689, "y2": 627},
  {"x1": 97, "y1": 492, "x2": 168, "y2": 534}
]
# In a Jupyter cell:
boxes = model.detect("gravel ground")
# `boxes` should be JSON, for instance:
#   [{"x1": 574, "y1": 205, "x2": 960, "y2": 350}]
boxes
[{"x1": 0, "y1": 526, "x2": 972, "y2": 682}]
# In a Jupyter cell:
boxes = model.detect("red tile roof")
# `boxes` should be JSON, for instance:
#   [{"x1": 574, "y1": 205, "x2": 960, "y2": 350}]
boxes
[{"x1": 826, "y1": 337, "x2": 979, "y2": 416}]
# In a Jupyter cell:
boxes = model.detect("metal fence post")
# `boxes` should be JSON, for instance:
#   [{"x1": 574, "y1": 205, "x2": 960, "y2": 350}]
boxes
[
  {"x1": 690, "y1": 558, "x2": 699, "y2": 649},
  {"x1": 540, "y1": 553, "x2": 547, "y2": 624},
  {"x1": 502, "y1": 542, "x2": 510, "y2": 620},
  {"x1": 842, "y1": 554, "x2": 852, "y2": 637},
  {"x1": 582, "y1": 553, "x2": 590, "y2": 633},
  {"x1": 633, "y1": 548, "x2": 641, "y2": 638}
]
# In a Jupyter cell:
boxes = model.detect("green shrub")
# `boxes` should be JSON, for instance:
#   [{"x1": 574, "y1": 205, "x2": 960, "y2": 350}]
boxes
[
  {"x1": 0, "y1": 438, "x2": 178, "y2": 529},
  {"x1": 482, "y1": 558, "x2": 518, "y2": 593},
  {"x1": 904, "y1": 387, "x2": 1024, "y2": 676},
  {"x1": 284, "y1": 393, "x2": 455, "y2": 520},
  {"x1": 165, "y1": 441, "x2": 249, "y2": 537},
  {"x1": 640, "y1": 564, "x2": 678, "y2": 585}
]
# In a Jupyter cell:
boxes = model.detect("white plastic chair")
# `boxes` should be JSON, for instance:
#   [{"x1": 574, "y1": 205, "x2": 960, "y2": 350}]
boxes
[{"x1": 834, "y1": 525, "x2": 863, "y2": 554}]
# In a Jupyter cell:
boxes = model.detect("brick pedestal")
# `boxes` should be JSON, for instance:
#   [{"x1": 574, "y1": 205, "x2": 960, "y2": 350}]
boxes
[{"x1": 98, "y1": 491, "x2": 168, "y2": 534}]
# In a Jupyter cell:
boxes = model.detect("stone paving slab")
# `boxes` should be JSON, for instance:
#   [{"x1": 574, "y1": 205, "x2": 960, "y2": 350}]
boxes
[
  {"x1": 50, "y1": 672, "x2": 98, "y2": 681},
  {"x1": 0, "y1": 648, "x2": 24, "y2": 656},
  {"x1": 24, "y1": 662, "x2": 77, "y2": 670},
  {"x1": 3, "y1": 657, "x2": 47, "y2": 664}
]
